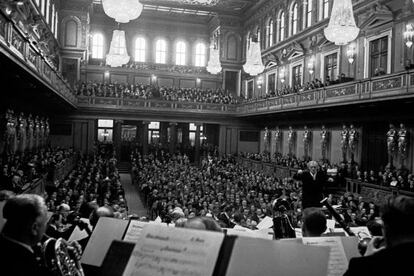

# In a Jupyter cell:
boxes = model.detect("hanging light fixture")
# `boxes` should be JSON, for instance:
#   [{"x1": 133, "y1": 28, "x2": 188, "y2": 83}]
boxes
[
  {"x1": 346, "y1": 43, "x2": 356, "y2": 64},
  {"x1": 243, "y1": 38, "x2": 265, "y2": 76},
  {"x1": 307, "y1": 56, "x2": 315, "y2": 74},
  {"x1": 102, "y1": 0, "x2": 143, "y2": 23},
  {"x1": 403, "y1": 24, "x2": 414, "y2": 48},
  {"x1": 324, "y1": 0, "x2": 360, "y2": 45},
  {"x1": 207, "y1": 31, "x2": 222, "y2": 74},
  {"x1": 106, "y1": 30, "x2": 130, "y2": 67}
]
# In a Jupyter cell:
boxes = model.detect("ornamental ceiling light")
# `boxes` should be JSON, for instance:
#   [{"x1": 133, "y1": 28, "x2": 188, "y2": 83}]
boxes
[
  {"x1": 403, "y1": 24, "x2": 414, "y2": 48},
  {"x1": 206, "y1": 45, "x2": 222, "y2": 74},
  {"x1": 106, "y1": 30, "x2": 130, "y2": 67},
  {"x1": 207, "y1": 31, "x2": 222, "y2": 74},
  {"x1": 102, "y1": 0, "x2": 143, "y2": 23},
  {"x1": 324, "y1": 0, "x2": 360, "y2": 45},
  {"x1": 243, "y1": 39, "x2": 264, "y2": 76}
]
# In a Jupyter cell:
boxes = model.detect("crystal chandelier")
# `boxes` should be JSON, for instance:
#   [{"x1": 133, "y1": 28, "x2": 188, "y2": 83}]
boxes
[
  {"x1": 324, "y1": 0, "x2": 360, "y2": 45},
  {"x1": 106, "y1": 30, "x2": 130, "y2": 67},
  {"x1": 404, "y1": 24, "x2": 414, "y2": 48},
  {"x1": 102, "y1": 0, "x2": 143, "y2": 23},
  {"x1": 207, "y1": 32, "x2": 222, "y2": 74},
  {"x1": 243, "y1": 39, "x2": 264, "y2": 76}
]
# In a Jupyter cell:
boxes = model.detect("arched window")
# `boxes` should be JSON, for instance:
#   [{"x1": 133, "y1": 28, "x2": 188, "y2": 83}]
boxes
[
  {"x1": 321, "y1": 0, "x2": 329, "y2": 19},
  {"x1": 195, "y1": 43, "x2": 206, "y2": 67},
  {"x1": 175, "y1": 41, "x2": 186, "y2": 66},
  {"x1": 267, "y1": 19, "x2": 274, "y2": 48},
  {"x1": 279, "y1": 12, "x2": 285, "y2": 41},
  {"x1": 155, "y1": 39, "x2": 167, "y2": 64},
  {"x1": 306, "y1": 0, "x2": 313, "y2": 28},
  {"x1": 134, "y1": 37, "x2": 146, "y2": 62},
  {"x1": 290, "y1": 3, "x2": 298, "y2": 36},
  {"x1": 112, "y1": 33, "x2": 127, "y2": 55},
  {"x1": 45, "y1": 0, "x2": 50, "y2": 23},
  {"x1": 41, "y1": 0, "x2": 45, "y2": 16},
  {"x1": 91, "y1": 33, "x2": 104, "y2": 59}
]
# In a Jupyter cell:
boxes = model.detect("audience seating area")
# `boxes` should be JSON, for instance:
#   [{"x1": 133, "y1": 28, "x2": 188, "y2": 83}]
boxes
[
  {"x1": 131, "y1": 150, "x2": 382, "y2": 231},
  {"x1": 76, "y1": 82, "x2": 242, "y2": 104}
]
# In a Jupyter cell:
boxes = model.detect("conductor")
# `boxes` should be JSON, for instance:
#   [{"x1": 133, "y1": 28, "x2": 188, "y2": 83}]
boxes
[{"x1": 294, "y1": 161, "x2": 327, "y2": 209}]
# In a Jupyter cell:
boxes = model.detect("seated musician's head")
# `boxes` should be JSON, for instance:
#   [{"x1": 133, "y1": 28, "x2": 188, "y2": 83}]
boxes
[
  {"x1": 381, "y1": 196, "x2": 414, "y2": 247},
  {"x1": 301, "y1": 207, "x2": 327, "y2": 237},
  {"x1": 2, "y1": 194, "x2": 49, "y2": 246}
]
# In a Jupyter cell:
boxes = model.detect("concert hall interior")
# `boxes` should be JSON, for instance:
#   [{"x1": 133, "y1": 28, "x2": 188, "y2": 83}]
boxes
[{"x1": 1, "y1": 0, "x2": 414, "y2": 275}]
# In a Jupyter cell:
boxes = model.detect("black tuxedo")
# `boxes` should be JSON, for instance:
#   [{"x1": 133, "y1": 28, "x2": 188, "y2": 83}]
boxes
[
  {"x1": 343, "y1": 242, "x2": 414, "y2": 276},
  {"x1": 218, "y1": 212, "x2": 235, "y2": 228},
  {"x1": 0, "y1": 235, "x2": 51, "y2": 276},
  {"x1": 294, "y1": 170, "x2": 326, "y2": 209}
]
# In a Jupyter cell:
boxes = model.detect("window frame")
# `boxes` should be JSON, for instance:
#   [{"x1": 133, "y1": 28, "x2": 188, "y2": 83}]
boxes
[
  {"x1": 155, "y1": 39, "x2": 167, "y2": 64},
  {"x1": 91, "y1": 33, "x2": 104, "y2": 59},
  {"x1": 194, "y1": 42, "x2": 206, "y2": 67},
  {"x1": 134, "y1": 36, "x2": 146, "y2": 62},
  {"x1": 175, "y1": 40, "x2": 187, "y2": 66}
]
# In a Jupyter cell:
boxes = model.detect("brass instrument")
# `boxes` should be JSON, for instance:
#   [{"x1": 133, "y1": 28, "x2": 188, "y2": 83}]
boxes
[{"x1": 41, "y1": 237, "x2": 84, "y2": 276}]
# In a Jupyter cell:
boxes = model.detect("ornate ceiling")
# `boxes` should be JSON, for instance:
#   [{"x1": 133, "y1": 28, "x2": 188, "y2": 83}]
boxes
[{"x1": 92, "y1": 0, "x2": 260, "y2": 15}]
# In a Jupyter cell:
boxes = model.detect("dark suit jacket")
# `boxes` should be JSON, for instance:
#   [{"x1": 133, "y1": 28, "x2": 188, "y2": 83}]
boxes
[
  {"x1": 343, "y1": 242, "x2": 414, "y2": 276},
  {"x1": 294, "y1": 170, "x2": 326, "y2": 209},
  {"x1": 218, "y1": 212, "x2": 235, "y2": 228},
  {"x1": 0, "y1": 235, "x2": 51, "y2": 276}
]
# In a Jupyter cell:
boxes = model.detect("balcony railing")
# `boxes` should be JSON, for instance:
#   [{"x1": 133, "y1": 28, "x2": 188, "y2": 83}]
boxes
[
  {"x1": 77, "y1": 96, "x2": 238, "y2": 113},
  {"x1": 77, "y1": 71, "x2": 414, "y2": 116},
  {"x1": 236, "y1": 71, "x2": 414, "y2": 116},
  {"x1": 0, "y1": 11, "x2": 76, "y2": 107}
]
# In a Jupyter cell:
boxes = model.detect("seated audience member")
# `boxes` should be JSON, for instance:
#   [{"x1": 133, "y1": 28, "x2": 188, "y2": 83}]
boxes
[
  {"x1": 344, "y1": 196, "x2": 414, "y2": 276},
  {"x1": 301, "y1": 207, "x2": 327, "y2": 237},
  {"x1": 0, "y1": 194, "x2": 52, "y2": 276},
  {"x1": 78, "y1": 206, "x2": 115, "y2": 251},
  {"x1": 184, "y1": 216, "x2": 222, "y2": 232}
]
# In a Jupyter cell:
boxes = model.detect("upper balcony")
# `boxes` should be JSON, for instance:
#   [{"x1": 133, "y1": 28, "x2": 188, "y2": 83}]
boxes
[
  {"x1": 236, "y1": 70, "x2": 414, "y2": 117},
  {"x1": 76, "y1": 70, "x2": 414, "y2": 119},
  {"x1": 0, "y1": 2, "x2": 76, "y2": 108}
]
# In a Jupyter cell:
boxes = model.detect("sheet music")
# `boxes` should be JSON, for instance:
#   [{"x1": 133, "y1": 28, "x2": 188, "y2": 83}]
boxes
[
  {"x1": 256, "y1": 216, "x2": 273, "y2": 230},
  {"x1": 302, "y1": 236, "x2": 348, "y2": 276},
  {"x1": 123, "y1": 220, "x2": 149, "y2": 243},
  {"x1": 350, "y1": 226, "x2": 371, "y2": 238},
  {"x1": 123, "y1": 224, "x2": 225, "y2": 276}
]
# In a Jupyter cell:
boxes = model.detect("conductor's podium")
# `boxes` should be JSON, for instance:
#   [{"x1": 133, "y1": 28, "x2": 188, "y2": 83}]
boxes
[{"x1": 81, "y1": 217, "x2": 361, "y2": 276}]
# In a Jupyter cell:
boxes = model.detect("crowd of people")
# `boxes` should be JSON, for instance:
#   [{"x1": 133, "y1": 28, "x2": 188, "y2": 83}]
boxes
[
  {"x1": 0, "y1": 148, "x2": 74, "y2": 193},
  {"x1": 76, "y1": 81, "x2": 242, "y2": 104},
  {"x1": 248, "y1": 74, "x2": 354, "y2": 102},
  {"x1": 241, "y1": 152, "x2": 414, "y2": 192},
  {"x1": 131, "y1": 150, "x2": 384, "y2": 233},
  {"x1": 42, "y1": 150, "x2": 128, "y2": 232}
]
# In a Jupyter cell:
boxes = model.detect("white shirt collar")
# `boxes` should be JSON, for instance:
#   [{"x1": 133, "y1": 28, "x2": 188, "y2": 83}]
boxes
[{"x1": 1, "y1": 234, "x2": 34, "y2": 254}]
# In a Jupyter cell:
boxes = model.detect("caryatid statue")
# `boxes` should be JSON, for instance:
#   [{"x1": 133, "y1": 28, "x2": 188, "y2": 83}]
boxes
[
  {"x1": 27, "y1": 114, "x2": 34, "y2": 151},
  {"x1": 320, "y1": 125, "x2": 329, "y2": 160},
  {"x1": 263, "y1": 127, "x2": 271, "y2": 152},
  {"x1": 5, "y1": 109, "x2": 17, "y2": 154},
  {"x1": 274, "y1": 126, "x2": 282, "y2": 154},
  {"x1": 398, "y1": 123, "x2": 408, "y2": 165},
  {"x1": 45, "y1": 118, "x2": 50, "y2": 146},
  {"x1": 348, "y1": 124, "x2": 358, "y2": 162},
  {"x1": 386, "y1": 123, "x2": 397, "y2": 168},
  {"x1": 17, "y1": 112, "x2": 27, "y2": 153},
  {"x1": 288, "y1": 126, "x2": 296, "y2": 156},
  {"x1": 340, "y1": 124, "x2": 349, "y2": 162},
  {"x1": 34, "y1": 116, "x2": 40, "y2": 150},
  {"x1": 303, "y1": 126, "x2": 312, "y2": 159}
]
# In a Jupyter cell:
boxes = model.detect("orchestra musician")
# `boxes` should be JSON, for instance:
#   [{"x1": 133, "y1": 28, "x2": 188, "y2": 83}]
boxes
[{"x1": 0, "y1": 194, "x2": 82, "y2": 276}]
